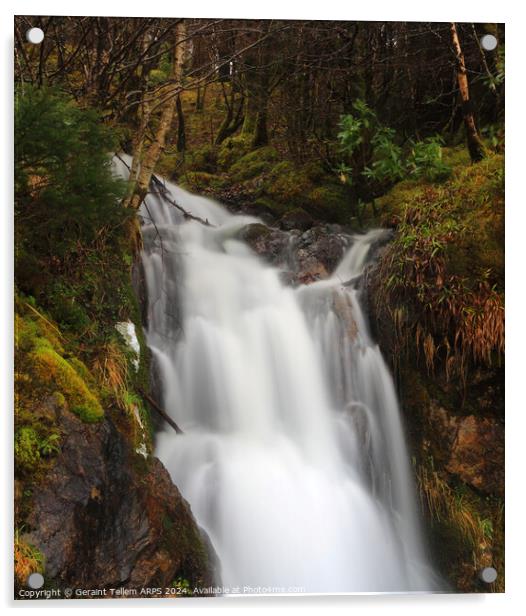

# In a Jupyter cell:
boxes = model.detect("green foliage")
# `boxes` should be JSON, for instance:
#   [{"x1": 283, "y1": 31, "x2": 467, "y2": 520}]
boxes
[
  {"x1": 363, "y1": 127, "x2": 405, "y2": 184},
  {"x1": 46, "y1": 282, "x2": 91, "y2": 332},
  {"x1": 407, "y1": 136, "x2": 451, "y2": 181},
  {"x1": 481, "y1": 124, "x2": 505, "y2": 152},
  {"x1": 15, "y1": 426, "x2": 61, "y2": 475},
  {"x1": 15, "y1": 85, "x2": 127, "y2": 261},
  {"x1": 480, "y1": 45, "x2": 505, "y2": 93},
  {"x1": 337, "y1": 99, "x2": 451, "y2": 193},
  {"x1": 33, "y1": 344, "x2": 104, "y2": 423},
  {"x1": 15, "y1": 427, "x2": 41, "y2": 472},
  {"x1": 171, "y1": 577, "x2": 193, "y2": 596}
]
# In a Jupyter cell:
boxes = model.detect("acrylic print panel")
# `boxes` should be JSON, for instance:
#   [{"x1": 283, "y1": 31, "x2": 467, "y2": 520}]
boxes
[{"x1": 13, "y1": 16, "x2": 504, "y2": 599}]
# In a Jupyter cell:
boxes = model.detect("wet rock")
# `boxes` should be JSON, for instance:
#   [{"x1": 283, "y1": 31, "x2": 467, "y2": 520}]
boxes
[
  {"x1": 424, "y1": 401, "x2": 504, "y2": 496},
  {"x1": 221, "y1": 196, "x2": 278, "y2": 225},
  {"x1": 236, "y1": 222, "x2": 351, "y2": 285},
  {"x1": 295, "y1": 226, "x2": 350, "y2": 283},
  {"x1": 25, "y1": 407, "x2": 217, "y2": 592},
  {"x1": 237, "y1": 201, "x2": 278, "y2": 225},
  {"x1": 279, "y1": 208, "x2": 314, "y2": 231},
  {"x1": 446, "y1": 414, "x2": 504, "y2": 496},
  {"x1": 237, "y1": 223, "x2": 290, "y2": 267}
]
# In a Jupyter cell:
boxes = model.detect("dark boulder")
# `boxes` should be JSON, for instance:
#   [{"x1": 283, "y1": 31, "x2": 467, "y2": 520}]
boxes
[
  {"x1": 279, "y1": 208, "x2": 314, "y2": 232},
  {"x1": 24, "y1": 405, "x2": 217, "y2": 593},
  {"x1": 294, "y1": 226, "x2": 350, "y2": 283},
  {"x1": 237, "y1": 223, "x2": 290, "y2": 267}
]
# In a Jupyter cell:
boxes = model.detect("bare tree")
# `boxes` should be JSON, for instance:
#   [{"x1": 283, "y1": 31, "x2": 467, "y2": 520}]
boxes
[{"x1": 450, "y1": 22, "x2": 486, "y2": 162}]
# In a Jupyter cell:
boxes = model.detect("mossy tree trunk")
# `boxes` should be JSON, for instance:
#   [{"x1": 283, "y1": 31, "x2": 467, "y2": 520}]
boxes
[
  {"x1": 215, "y1": 81, "x2": 245, "y2": 145},
  {"x1": 241, "y1": 91, "x2": 257, "y2": 136},
  {"x1": 450, "y1": 22, "x2": 486, "y2": 163}
]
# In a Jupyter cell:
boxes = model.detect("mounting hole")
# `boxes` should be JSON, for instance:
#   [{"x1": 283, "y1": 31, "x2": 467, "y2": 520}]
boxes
[
  {"x1": 480, "y1": 566, "x2": 498, "y2": 584},
  {"x1": 27, "y1": 572, "x2": 44, "y2": 589},
  {"x1": 480, "y1": 34, "x2": 498, "y2": 51},
  {"x1": 26, "y1": 27, "x2": 44, "y2": 45}
]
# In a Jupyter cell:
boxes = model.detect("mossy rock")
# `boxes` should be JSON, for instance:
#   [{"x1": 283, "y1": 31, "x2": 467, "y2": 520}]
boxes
[
  {"x1": 31, "y1": 344, "x2": 103, "y2": 423},
  {"x1": 279, "y1": 208, "x2": 314, "y2": 231},
  {"x1": 185, "y1": 144, "x2": 218, "y2": 174},
  {"x1": 14, "y1": 426, "x2": 42, "y2": 473},
  {"x1": 229, "y1": 146, "x2": 279, "y2": 182},
  {"x1": 180, "y1": 171, "x2": 227, "y2": 192},
  {"x1": 16, "y1": 311, "x2": 104, "y2": 423},
  {"x1": 368, "y1": 148, "x2": 504, "y2": 393},
  {"x1": 307, "y1": 184, "x2": 351, "y2": 224},
  {"x1": 264, "y1": 164, "x2": 314, "y2": 207},
  {"x1": 252, "y1": 197, "x2": 289, "y2": 217},
  {"x1": 237, "y1": 223, "x2": 271, "y2": 243},
  {"x1": 217, "y1": 135, "x2": 252, "y2": 170}
]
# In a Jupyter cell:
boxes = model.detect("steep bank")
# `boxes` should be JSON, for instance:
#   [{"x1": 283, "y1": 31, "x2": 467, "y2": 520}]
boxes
[
  {"x1": 365, "y1": 149, "x2": 504, "y2": 592},
  {"x1": 14, "y1": 89, "x2": 218, "y2": 594},
  {"x1": 15, "y1": 286, "x2": 217, "y2": 596}
]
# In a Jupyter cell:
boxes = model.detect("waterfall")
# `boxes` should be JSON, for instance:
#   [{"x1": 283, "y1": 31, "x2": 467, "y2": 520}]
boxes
[{"x1": 113, "y1": 155, "x2": 440, "y2": 594}]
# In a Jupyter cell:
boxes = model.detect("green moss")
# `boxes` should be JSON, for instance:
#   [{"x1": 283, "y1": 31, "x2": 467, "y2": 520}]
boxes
[
  {"x1": 180, "y1": 171, "x2": 226, "y2": 192},
  {"x1": 370, "y1": 149, "x2": 504, "y2": 381},
  {"x1": 156, "y1": 153, "x2": 180, "y2": 178},
  {"x1": 252, "y1": 197, "x2": 289, "y2": 217},
  {"x1": 308, "y1": 184, "x2": 350, "y2": 224},
  {"x1": 376, "y1": 152, "x2": 504, "y2": 284},
  {"x1": 374, "y1": 179, "x2": 423, "y2": 224},
  {"x1": 15, "y1": 315, "x2": 40, "y2": 353},
  {"x1": 52, "y1": 391, "x2": 66, "y2": 408},
  {"x1": 15, "y1": 427, "x2": 41, "y2": 473},
  {"x1": 217, "y1": 135, "x2": 252, "y2": 170},
  {"x1": 229, "y1": 146, "x2": 279, "y2": 181},
  {"x1": 237, "y1": 223, "x2": 271, "y2": 243},
  {"x1": 68, "y1": 357, "x2": 96, "y2": 387},
  {"x1": 30, "y1": 344, "x2": 103, "y2": 423},
  {"x1": 265, "y1": 163, "x2": 313, "y2": 206},
  {"x1": 185, "y1": 144, "x2": 218, "y2": 174},
  {"x1": 14, "y1": 425, "x2": 62, "y2": 476},
  {"x1": 442, "y1": 145, "x2": 471, "y2": 169}
]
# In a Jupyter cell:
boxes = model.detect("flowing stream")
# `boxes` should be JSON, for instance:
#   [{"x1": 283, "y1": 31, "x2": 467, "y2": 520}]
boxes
[{"x1": 114, "y1": 155, "x2": 439, "y2": 594}]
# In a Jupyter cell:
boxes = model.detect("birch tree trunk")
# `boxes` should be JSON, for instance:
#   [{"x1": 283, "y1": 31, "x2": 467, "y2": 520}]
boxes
[
  {"x1": 126, "y1": 20, "x2": 187, "y2": 210},
  {"x1": 450, "y1": 22, "x2": 486, "y2": 162}
]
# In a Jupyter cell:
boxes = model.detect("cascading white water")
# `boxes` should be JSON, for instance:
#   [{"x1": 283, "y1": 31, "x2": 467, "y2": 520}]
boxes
[{"x1": 114, "y1": 155, "x2": 440, "y2": 594}]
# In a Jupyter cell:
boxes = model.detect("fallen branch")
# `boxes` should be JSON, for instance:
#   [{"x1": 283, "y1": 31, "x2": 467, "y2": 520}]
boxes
[
  {"x1": 150, "y1": 173, "x2": 214, "y2": 227},
  {"x1": 139, "y1": 388, "x2": 184, "y2": 434},
  {"x1": 115, "y1": 152, "x2": 213, "y2": 227}
]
